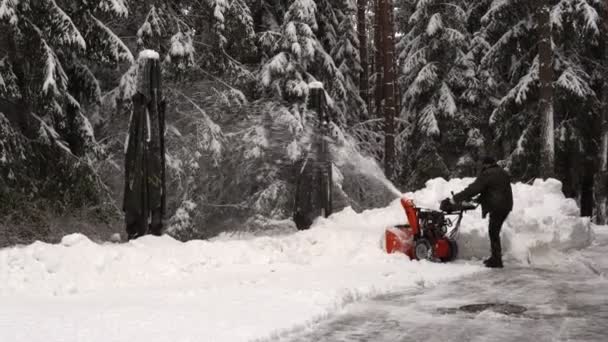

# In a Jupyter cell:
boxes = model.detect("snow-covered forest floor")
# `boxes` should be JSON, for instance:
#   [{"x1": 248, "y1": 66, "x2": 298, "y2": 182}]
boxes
[{"x1": 0, "y1": 178, "x2": 597, "y2": 342}]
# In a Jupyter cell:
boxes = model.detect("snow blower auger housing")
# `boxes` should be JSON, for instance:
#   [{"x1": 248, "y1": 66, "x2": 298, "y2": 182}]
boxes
[{"x1": 384, "y1": 198, "x2": 476, "y2": 262}]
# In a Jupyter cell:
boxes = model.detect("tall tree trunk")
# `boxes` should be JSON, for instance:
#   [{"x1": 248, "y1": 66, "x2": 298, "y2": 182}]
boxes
[
  {"x1": 382, "y1": 0, "x2": 395, "y2": 178},
  {"x1": 358, "y1": 0, "x2": 369, "y2": 116},
  {"x1": 538, "y1": 1, "x2": 554, "y2": 179},
  {"x1": 374, "y1": 0, "x2": 384, "y2": 118},
  {"x1": 595, "y1": 4, "x2": 608, "y2": 224}
]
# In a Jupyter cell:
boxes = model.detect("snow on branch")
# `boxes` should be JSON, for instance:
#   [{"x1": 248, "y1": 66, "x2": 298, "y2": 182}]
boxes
[
  {"x1": 405, "y1": 62, "x2": 438, "y2": 100},
  {"x1": 118, "y1": 63, "x2": 137, "y2": 100},
  {"x1": 0, "y1": 56, "x2": 19, "y2": 97},
  {"x1": 137, "y1": 5, "x2": 165, "y2": 47},
  {"x1": 0, "y1": 0, "x2": 18, "y2": 24},
  {"x1": 70, "y1": 61, "x2": 102, "y2": 104},
  {"x1": 438, "y1": 82, "x2": 456, "y2": 117},
  {"x1": 25, "y1": 20, "x2": 69, "y2": 96},
  {"x1": 556, "y1": 66, "x2": 593, "y2": 98},
  {"x1": 166, "y1": 31, "x2": 195, "y2": 67},
  {"x1": 575, "y1": 0, "x2": 600, "y2": 36},
  {"x1": 87, "y1": 13, "x2": 134, "y2": 64},
  {"x1": 497, "y1": 58, "x2": 538, "y2": 121},
  {"x1": 490, "y1": 57, "x2": 539, "y2": 125},
  {"x1": 512, "y1": 56, "x2": 539, "y2": 104},
  {"x1": 285, "y1": 0, "x2": 318, "y2": 29},
  {"x1": 45, "y1": 0, "x2": 86, "y2": 49},
  {"x1": 481, "y1": 0, "x2": 510, "y2": 24},
  {"x1": 260, "y1": 52, "x2": 288, "y2": 87},
  {"x1": 438, "y1": 2, "x2": 467, "y2": 21},
  {"x1": 420, "y1": 104, "x2": 440, "y2": 136},
  {"x1": 97, "y1": 0, "x2": 129, "y2": 17},
  {"x1": 551, "y1": 2, "x2": 564, "y2": 30},
  {"x1": 481, "y1": 20, "x2": 529, "y2": 68},
  {"x1": 443, "y1": 28, "x2": 466, "y2": 44},
  {"x1": 32, "y1": 113, "x2": 73, "y2": 155},
  {"x1": 512, "y1": 123, "x2": 532, "y2": 156},
  {"x1": 426, "y1": 13, "x2": 443, "y2": 36}
]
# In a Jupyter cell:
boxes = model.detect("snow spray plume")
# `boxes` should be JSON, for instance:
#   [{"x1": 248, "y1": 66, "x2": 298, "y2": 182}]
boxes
[
  {"x1": 331, "y1": 126, "x2": 402, "y2": 203},
  {"x1": 331, "y1": 134, "x2": 402, "y2": 198}
]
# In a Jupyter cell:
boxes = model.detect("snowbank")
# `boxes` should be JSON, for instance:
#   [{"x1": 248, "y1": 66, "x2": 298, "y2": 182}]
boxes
[
  {"x1": 0, "y1": 207, "x2": 482, "y2": 342},
  {"x1": 403, "y1": 178, "x2": 594, "y2": 265},
  {"x1": 0, "y1": 178, "x2": 593, "y2": 342}
]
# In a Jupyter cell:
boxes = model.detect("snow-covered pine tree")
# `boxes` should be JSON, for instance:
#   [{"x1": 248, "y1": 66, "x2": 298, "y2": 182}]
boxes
[
  {"x1": 453, "y1": 0, "x2": 494, "y2": 175},
  {"x1": 131, "y1": 0, "x2": 256, "y2": 81},
  {"x1": 259, "y1": 0, "x2": 347, "y2": 120},
  {"x1": 330, "y1": 0, "x2": 367, "y2": 125},
  {"x1": 0, "y1": 0, "x2": 133, "y2": 208},
  {"x1": 483, "y1": 0, "x2": 602, "y2": 194},
  {"x1": 357, "y1": 0, "x2": 370, "y2": 111},
  {"x1": 397, "y1": 0, "x2": 470, "y2": 188},
  {"x1": 259, "y1": 0, "x2": 319, "y2": 103},
  {"x1": 0, "y1": 0, "x2": 133, "y2": 146}
]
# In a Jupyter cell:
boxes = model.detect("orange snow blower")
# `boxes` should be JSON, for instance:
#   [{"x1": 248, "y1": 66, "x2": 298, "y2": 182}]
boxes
[{"x1": 385, "y1": 198, "x2": 476, "y2": 262}]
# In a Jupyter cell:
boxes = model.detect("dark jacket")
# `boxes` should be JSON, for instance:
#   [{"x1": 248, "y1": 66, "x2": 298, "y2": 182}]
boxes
[{"x1": 453, "y1": 164, "x2": 513, "y2": 217}]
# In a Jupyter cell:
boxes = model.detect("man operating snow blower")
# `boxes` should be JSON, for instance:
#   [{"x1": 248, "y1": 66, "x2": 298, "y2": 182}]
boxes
[{"x1": 449, "y1": 156, "x2": 513, "y2": 268}]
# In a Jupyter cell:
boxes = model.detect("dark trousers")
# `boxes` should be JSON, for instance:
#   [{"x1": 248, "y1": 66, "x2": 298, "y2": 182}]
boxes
[{"x1": 489, "y1": 211, "x2": 509, "y2": 259}]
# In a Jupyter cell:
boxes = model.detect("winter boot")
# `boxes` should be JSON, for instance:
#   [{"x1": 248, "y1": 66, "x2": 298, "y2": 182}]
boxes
[
  {"x1": 483, "y1": 256, "x2": 503, "y2": 268},
  {"x1": 485, "y1": 258, "x2": 503, "y2": 268}
]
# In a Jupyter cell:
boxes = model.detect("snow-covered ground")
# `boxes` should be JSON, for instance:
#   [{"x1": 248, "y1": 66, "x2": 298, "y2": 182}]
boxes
[
  {"x1": 274, "y1": 226, "x2": 608, "y2": 342},
  {"x1": 0, "y1": 179, "x2": 593, "y2": 342}
]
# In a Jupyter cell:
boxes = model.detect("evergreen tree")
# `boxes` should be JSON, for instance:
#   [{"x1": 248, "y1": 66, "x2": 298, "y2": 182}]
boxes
[
  {"x1": 397, "y1": 0, "x2": 470, "y2": 188},
  {"x1": 331, "y1": 0, "x2": 367, "y2": 125},
  {"x1": 258, "y1": 0, "x2": 345, "y2": 122},
  {"x1": 482, "y1": 0, "x2": 602, "y2": 189},
  {"x1": 0, "y1": 0, "x2": 133, "y2": 152},
  {"x1": 0, "y1": 0, "x2": 133, "y2": 210},
  {"x1": 357, "y1": 0, "x2": 370, "y2": 112}
]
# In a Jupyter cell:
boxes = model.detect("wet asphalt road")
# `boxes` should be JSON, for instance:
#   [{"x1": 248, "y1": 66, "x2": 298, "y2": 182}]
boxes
[{"x1": 273, "y1": 230, "x2": 608, "y2": 342}]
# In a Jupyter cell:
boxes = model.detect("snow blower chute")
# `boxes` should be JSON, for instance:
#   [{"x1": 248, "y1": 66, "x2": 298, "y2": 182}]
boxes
[{"x1": 385, "y1": 198, "x2": 476, "y2": 262}]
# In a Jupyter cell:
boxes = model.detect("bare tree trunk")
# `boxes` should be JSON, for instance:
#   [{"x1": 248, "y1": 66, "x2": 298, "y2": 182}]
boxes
[
  {"x1": 382, "y1": 0, "x2": 395, "y2": 179},
  {"x1": 538, "y1": 0, "x2": 554, "y2": 179},
  {"x1": 595, "y1": 5, "x2": 608, "y2": 224},
  {"x1": 374, "y1": 0, "x2": 384, "y2": 118},
  {"x1": 358, "y1": 0, "x2": 369, "y2": 116}
]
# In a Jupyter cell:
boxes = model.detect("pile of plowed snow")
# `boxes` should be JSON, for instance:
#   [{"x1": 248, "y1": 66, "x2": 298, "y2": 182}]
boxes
[
  {"x1": 403, "y1": 178, "x2": 594, "y2": 264},
  {"x1": 0, "y1": 178, "x2": 593, "y2": 342}
]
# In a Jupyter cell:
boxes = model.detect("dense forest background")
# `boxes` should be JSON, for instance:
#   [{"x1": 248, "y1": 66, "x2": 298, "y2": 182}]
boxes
[{"x1": 0, "y1": 0, "x2": 606, "y2": 245}]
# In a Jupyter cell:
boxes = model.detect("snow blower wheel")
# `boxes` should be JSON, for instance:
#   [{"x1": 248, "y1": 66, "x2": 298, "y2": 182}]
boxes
[
  {"x1": 439, "y1": 238, "x2": 458, "y2": 262},
  {"x1": 414, "y1": 238, "x2": 433, "y2": 261}
]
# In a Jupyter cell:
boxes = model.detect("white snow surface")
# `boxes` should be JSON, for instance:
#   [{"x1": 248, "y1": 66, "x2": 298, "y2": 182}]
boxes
[
  {"x1": 0, "y1": 178, "x2": 593, "y2": 342},
  {"x1": 308, "y1": 81, "x2": 324, "y2": 89}
]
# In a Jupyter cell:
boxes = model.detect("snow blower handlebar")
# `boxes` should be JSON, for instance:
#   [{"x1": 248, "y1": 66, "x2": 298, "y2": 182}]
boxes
[{"x1": 434, "y1": 194, "x2": 479, "y2": 241}]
